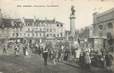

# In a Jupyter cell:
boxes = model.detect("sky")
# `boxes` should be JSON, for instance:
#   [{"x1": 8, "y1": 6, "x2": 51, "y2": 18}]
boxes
[{"x1": 0, "y1": 0, "x2": 114, "y2": 30}]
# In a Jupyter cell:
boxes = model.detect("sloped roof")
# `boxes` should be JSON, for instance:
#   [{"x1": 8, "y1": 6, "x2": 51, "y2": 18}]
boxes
[
  {"x1": 24, "y1": 18, "x2": 64, "y2": 26},
  {"x1": 0, "y1": 18, "x2": 23, "y2": 28}
]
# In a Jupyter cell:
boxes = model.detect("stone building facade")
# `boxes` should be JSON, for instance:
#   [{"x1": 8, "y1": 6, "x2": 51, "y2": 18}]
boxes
[
  {"x1": 21, "y1": 18, "x2": 65, "y2": 44},
  {"x1": 90, "y1": 8, "x2": 114, "y2": 50},
  {"x1": 0, "y1": 8, "x2": 65, "y2": 49},
  {"x1": 0, "y1": 17, "x2": 65, "y2": 44}
]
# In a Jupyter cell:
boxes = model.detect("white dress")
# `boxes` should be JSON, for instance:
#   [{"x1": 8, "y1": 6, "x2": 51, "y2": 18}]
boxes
[{"x1": 26, "y1": 50, "x2": 29, "y2": 56}]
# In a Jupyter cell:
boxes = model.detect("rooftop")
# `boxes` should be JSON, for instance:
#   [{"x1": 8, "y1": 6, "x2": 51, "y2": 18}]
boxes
[
  {"x1": 93, "y1": 8, "x2": 114, "y2": 17},
  {"x1": 0, "y1": 18, "x2": 64, "y2": 28}
]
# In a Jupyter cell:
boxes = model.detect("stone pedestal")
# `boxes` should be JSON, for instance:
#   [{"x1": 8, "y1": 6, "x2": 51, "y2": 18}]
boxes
[{"x1": 70, "y1": 15, "x2": 75, "y2": 37}]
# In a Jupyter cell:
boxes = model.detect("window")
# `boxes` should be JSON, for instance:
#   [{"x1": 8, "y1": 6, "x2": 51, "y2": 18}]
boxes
[
  {"x1": 28, "y1": 33, "x2": 30, "y2": 37},
  {"x1": 40, "y1": 33, "x2": 41, "y2": 37},
  {"x1": 14, "y1": 23, "x2": 17, "y2": 27},
  {"x1": 98, "y1": 25, "x2": 103, "y2": 30},
  {"x1": 61, "y1": 24, "x2": 63, "y2": 27},
  {"x1": 108, "y1": 23, "x2": 113, "y2": 28},
  {"x1": 32, "y1": 33, "x2": 34, "y2": 36},
  {"x1": 24, "y1": 33, "x2": 26, "y2": 36},
  {"x1": 107, "y1": 32, "x2": 112, "y2": 39},
  {"x1": 40, "y1": 28, "x2": 42, "y2": 31},
  {"x1": 47, "y1": 29, "x2": 49, "y2": 32},
  {"x1": 26, "y1": 23, "x2": 28, "y2": 26},
  {"x1": 28, "y1": 28, "x2": 30, "y2": 31},
  {"x1": 60, "y1": 33, "x2": 63, "y2": 37},
  {"x1": 57, "y1": 34, "x2": 59, "y2": 37},
  {"x1": 57, "y1": 24, "x2": 59, "y2": 27},
  {"x1": 16, "y1": 33, "x2": 19, "y2": 37},
  {"x1": 36, "y1": 33, "x2": 38, "y2": 36},
  {"x1": 53, "y1": 34, "x2": 55, "y2": 37},
  {"x1": 107, "y1": 32, "x2": 113, "y2": 45}
]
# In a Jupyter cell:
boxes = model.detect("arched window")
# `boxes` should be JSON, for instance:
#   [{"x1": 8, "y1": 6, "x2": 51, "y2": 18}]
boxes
[
  {"x1": 107, "y1": 32, "x2": 113, "y2": 45},
  {"x1": 107, "y1": 32, "x2": 112, "y2": 39},
  {"x1": 108, "y1": 22, "x2": 113, "y2": 28},
  {"x1": 98, "y1": 25, "x2": 103, "y2": 30}
]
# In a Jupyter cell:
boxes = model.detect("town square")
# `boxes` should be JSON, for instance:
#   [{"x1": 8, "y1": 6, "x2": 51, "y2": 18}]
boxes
[{"x1": 0, "y1": 0, "x2": 114, "y2": 73}]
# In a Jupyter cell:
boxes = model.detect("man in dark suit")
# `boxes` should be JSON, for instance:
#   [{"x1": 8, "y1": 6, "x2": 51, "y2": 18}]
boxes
[{"x1": 42, "y1": 48, "x2": 48, "y2": 66}]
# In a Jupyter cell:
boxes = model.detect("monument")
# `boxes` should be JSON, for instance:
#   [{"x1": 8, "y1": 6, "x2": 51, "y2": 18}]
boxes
[{"x1": 69, "y1": 6, "x2": 76, "y2": 41}]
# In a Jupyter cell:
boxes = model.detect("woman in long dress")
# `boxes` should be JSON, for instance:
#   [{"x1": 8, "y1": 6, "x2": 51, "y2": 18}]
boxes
[{"x1": 85, "y1": 51, "x2": 91, "y2": 70}]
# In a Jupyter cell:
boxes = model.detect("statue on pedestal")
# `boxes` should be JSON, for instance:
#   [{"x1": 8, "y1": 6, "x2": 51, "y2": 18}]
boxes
[{"x1": 71, "y1": 6, "x2": 75, "y2": 15}]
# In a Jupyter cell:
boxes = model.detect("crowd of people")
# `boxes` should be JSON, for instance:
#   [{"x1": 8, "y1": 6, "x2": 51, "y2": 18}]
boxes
[
  {"x1": 79, "y1": 49, "x2": 113, "y2": 72},
  {"x1": 1, "y1": 41, "x2": 114, "y2": 73},
  {"x1": 41, "y1": 46, "x2": 114, "y2": 73},
  {"x1": 37, "y1": 45, "x2": 113, "y2": 73}
]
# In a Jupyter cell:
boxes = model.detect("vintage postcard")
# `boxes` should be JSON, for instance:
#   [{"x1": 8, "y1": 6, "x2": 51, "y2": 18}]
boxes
[{"x1": 0, "y1": 0, "x2": 114, "y2": 73}]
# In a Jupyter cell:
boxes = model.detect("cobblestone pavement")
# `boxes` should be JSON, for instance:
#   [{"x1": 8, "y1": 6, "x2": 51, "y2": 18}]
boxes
[
  {"x1": 0, "y1": 55, "x2": 81, "y2": 73},
  {"x1": 0, "y1": 55, "x2": 113, "y2": 73}
]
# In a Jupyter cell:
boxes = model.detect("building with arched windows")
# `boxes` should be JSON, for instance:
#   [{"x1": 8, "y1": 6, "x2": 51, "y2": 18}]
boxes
[{"x1": 90, "y1": 8, "x2": 114, "y2": 51}]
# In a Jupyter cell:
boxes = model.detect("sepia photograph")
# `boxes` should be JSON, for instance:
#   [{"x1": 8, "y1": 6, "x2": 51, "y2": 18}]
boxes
[{"x1": 0, "y1": 0, "x2": 114, "y2": 73}]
